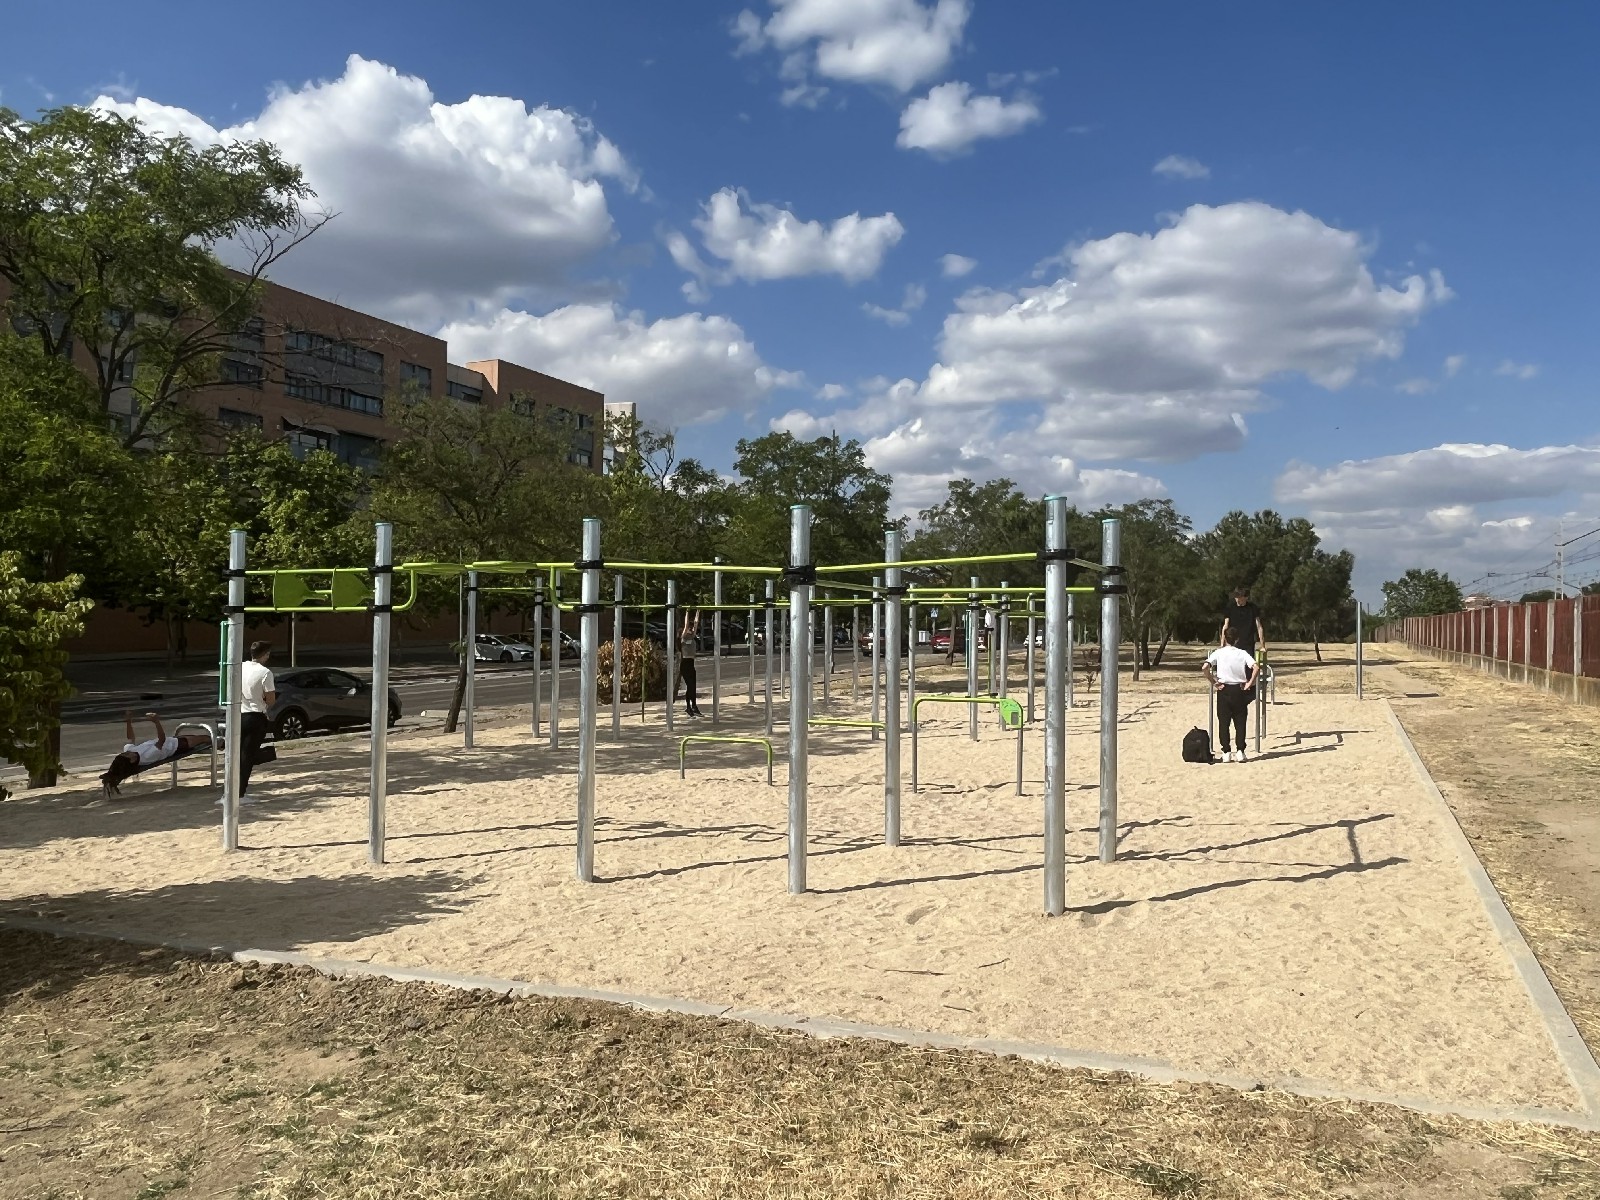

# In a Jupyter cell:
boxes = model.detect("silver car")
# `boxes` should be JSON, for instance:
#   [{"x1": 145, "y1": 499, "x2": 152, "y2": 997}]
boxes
[
  {"x1": 474, "y1": 633, "x2": 537, "y2": 662},
  {"x1": 268, "y1": 667, "x2": 402, "y2": 740}
]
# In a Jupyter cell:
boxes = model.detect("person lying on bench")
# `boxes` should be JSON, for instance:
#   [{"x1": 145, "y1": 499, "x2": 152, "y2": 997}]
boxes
[{"x1": 99, "y1": 711, "x2": 211, "y2": 798}]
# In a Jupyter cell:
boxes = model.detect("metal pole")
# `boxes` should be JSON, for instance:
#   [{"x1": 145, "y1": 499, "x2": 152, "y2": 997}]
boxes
[
  {"x1": 1043, "y1": 496, "x2": 1068, "y2": 915},
  {"x1": 967, "y1": 577, "x2": 980, "y2": 741},
  {"x1": 712, "y1": 562, "x2": 723, "y2": 725},
  {"x1": 1067, "y1": 594, "x2": 1075, "y2": 714},
  {"x1": 665, "y1": 580, "x2": 677, "y2": 736},
  {"x1": 1026, "y1": 599, "x2": 1037, "y2": 722},
  {"x1": 823, "y1": 603, "x2": 833, "y2": 706},
  {"x1": 788, "y1": 506, "x2": 812, "y2": 894},
  {"x1": 549, "y1": 571, "x2": 562, "y2": 750},
  {"x1": 612, "y1": 575, "x2": 622, "y2": 737},
  {"x1": 1099, "y1": 517, "x2": 1123, "y2": 864},
  {"x1": 884, "y1": 527, "x2": 903, "y2": 847},
  {"x1": 368, "y1": 522, "x2": 392, "y2": 865},
  {"x1": 1356, "y1": 605, "x2": 1364, "y2": 699},
  {"x1": 748, "y1": 595, "x2": 757, "y2": 705},
  {"x1": 851, "y1": 604, "x2": 860, "y2": 702},
  {"x1": 221, "y1": 529, "x2": 245, "y2": 852},
  {"x1": 779, "y1": 603, "x2": 788, "y2": 699},
  {"x1": 532, "y1": 578, "x2": 543, "y2": 738},
  {"x1": 998, "y1": 581, "x2": 1010, "y2": 699},
  {"x1": 907, "y1": 600, "x2": 917, "y2": 720},
  {"x1": 763, "y1": 580, "x2": 775, "y2": 737},
  {"x1": 576, "y1": 519, "x2": 600, "y2": 882},
  {"x1": 464, "y1": 569, "x2": 478, "y2": 749},
  {"x1": 870, "y1": 577, "x2": 882, "y2": 743},
  {"x1": 289, "y1": 614, "x2": 297, "y2": 668}
]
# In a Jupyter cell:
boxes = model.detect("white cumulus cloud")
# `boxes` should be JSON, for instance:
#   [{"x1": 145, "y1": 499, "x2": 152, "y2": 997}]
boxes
[
  {"x1": 735, "y1": 0, "x2": 972, "y2": 93},
  {"x1": 1153, "y1": 154, "x2": 1210, "y2": 180},
  {"x1": 1275, "y1": 443, "x2": 1600, "y2": 513},
  {"x1": 939, "y1": 253, "x2": 978, "y2": 277},
  {"x1": 668, "y1": 188, "x2": 904, "y2": 293},
  {"x1": 93, "y1": 55, "x2": 636, "y2": 329},
  {"x1": 438, "y1": 304, "x2": 799, "y2": 428},
  {"x1": 1495, "y1": 359, "x2": 1540, "y2": 380},
  {"x1": 897, "y1": 81, "x2": 1041, "y2": 154},
  {"x1": 863, "y1": 283, "x2": 927, "y2": 325}
]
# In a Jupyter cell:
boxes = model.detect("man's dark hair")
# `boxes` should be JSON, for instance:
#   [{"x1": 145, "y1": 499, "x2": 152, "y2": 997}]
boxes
[
  {"x1": 249, "y1": 641, "x2": 273, "y2": 659},
  {"x1": 100, "y1": 753, "x2": 142, "y2": 794},
  {"x1": 1223, "y1": 627, "x2": 1239, "y2": 646},
  {"x1": 1232, "y1": 585, "x2": 1250, "y2": 598}
]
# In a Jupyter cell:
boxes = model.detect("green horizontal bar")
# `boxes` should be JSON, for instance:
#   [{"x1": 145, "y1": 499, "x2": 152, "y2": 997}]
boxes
[
  {"x1": 912, "y1": 694, "x2": 1025, "y2": 729},
  {"x1": 816, "y1": 552, "x2": 1037, "y2": 574},
  {"x1": 608, "y1": 561, "x2": 783, "y2": 575}
]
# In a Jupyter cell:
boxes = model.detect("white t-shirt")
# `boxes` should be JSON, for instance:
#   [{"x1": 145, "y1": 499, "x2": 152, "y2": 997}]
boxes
[
  {"x1": 1205, "y1": 645, "x2": 1256, "y2": 686},
  {"x1": 124, "y1": 737, "x2": 178, "y2": 766},
  {"x1": 242, "y1": 661, "x2": 276, "y2": 714}
]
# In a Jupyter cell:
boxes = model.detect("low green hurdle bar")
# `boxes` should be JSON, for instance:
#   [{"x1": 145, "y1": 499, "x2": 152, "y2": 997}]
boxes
[
  {"x1": 678, "y1": 735, "x2": 776, "y2": 786},
  {"x1": 910, "y1": 695, "x2": 1026, "y2": 795}
]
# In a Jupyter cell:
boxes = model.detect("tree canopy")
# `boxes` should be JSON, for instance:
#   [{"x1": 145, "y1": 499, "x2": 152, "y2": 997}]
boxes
[{"x1": 1381, "y1": 568, "x2": 1464, "y2": 619}]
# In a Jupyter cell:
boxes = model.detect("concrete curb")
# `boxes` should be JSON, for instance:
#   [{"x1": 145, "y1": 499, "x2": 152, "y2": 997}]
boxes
[
  {"x1": 3, "y1": 914, "x2": 1597, "y2": 1132},
  {"x1": 1384, "y1": 700, "x2": 1600, "y2": 1122}
]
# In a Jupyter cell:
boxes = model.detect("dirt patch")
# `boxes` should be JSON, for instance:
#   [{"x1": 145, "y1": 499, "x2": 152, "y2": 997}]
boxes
[{"x1": 2, "y1": 929, "x2": 1597, "y2": 1199}]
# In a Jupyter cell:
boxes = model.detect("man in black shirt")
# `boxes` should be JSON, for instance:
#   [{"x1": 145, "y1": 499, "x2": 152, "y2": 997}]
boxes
[{"x1": 1221, "y1": 586, "x2": 1265, "y2": 660}]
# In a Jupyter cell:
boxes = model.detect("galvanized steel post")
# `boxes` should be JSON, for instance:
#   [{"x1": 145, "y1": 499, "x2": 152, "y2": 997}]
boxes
[
  {"x1": 612, "y1": 574, "x2": 623, "y2": 737},
  {"x1": 665, "y1": 580, "x2": 677, "y2": 735},
  {"x1": 870, "y1": 576, "x2": 883, "y2": 743},
  {"x1": 907, "y1": 600, "x2": 917, "y2": 720},
  {"x1": 1099, "y1": 517, "x2": 1124, "y2": 863},
  {"x1": 532, "y1": 578, "x2": 544, "y2": 737},
  {"x1": 221, "y1": 529, "x2": 245, "y2": 852},
  {"x1": 712, "y1": 562, "x2": 723, "y2": 725},
  {"x1": 1026, "y1": 598, "x2": 1038, "y2": 722},
  {"x1": 967, "y1": 577, "x2": 981, "y2": 740},
  {"x1": 884, "y1": 528, "x2": 903, "y2": 847},
  {"x1": 788, "y1": 506, "x2": 813, "y2": 893},
  {"x1": 763, "y1": 580, "x2": 775, "y2": 737},
  {"x1": 1043, "y1": 497, "x2": 1069, "y2": 915},
  {"x1": 576, "y1": 519, "x2": 601, "y2": 882},
  {"x1": 748, "y1": 594, "x2": 757, "y2": 705},
  {"x1": 549, "y1": 571, "x2": 562, "y2": 750},
  {"x1": 823, "y1": 603, "x2": 833, "y2": 706},
  {"x1": 464, "y1": 569, "x2": 478, "y2": 749},
  {"x1": 1356, "y1": 605, "x2": 1364, "y2": 699},
  {"x1": 368, "y1": 522, "x2": 393, "y2": 865},
  {"x1": 851, "y1": 604, "x2": 860, "y2": 702},
  {"x1": 998, "y1": 580, "x2": 1010, "y2": 699}
]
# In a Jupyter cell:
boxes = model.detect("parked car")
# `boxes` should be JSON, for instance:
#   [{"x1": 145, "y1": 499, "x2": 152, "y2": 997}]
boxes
[
  {"x1": 856, "y1": 628, "x2": 911, "y2": 655},
  {"x1": 473, "y1": 633, "x2": 537, "y2": 663},
  {"x1": 268, "y1": 668, "x2": 402, "y2": 741},
  {"x1": 545, "y1": 631, "x2": 581, "y2": 660},
  {"x1": 929, "y1": 628, "x2": 988, "y2": 654}
]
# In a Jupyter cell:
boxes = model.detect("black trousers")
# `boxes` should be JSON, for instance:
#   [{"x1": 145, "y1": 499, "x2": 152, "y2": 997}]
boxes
[
  {"x1": 237, "y1": 712, "x2": 270, "y2": 793},
  {"x1": 680, "y1": 659, "x2": 700, "y2": 714},
  {"x1": 1216, "y1": 684, "x2": 1250, "y2": 752}
]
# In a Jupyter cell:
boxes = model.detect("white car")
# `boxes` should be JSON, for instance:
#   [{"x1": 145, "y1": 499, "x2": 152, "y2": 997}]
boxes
[{"x1": 474, "y1": 633, "x2": 537, "y2": 663}]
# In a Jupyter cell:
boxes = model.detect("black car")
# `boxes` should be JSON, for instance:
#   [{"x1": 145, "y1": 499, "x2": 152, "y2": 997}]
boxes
[{"x1": 268, "y1": 668, "x2": 403, "y2": 741}]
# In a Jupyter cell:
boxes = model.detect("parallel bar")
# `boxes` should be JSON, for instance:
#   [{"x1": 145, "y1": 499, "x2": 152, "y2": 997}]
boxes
[
  {"x1": 1099, "y1": 518, "x2": 1122, "y2": 864},
  {"x1": 576, "y1": 520, "x2": 601, "y2": 882},
  {"x1": 368, "y1": 523, "x2": 393, "y2": 865},
  {"x1": 788, "y1": 506, "x2": 813, "y2": 894},
  {"x1": 464, "y1": 569, "x2": 478, "y2": 749},
  {"x1": 221, "y1": 529, "x2": 245, "y2": 853},
  {"x1": 884, "y1": 528, "x2": 903, "y2": 847},
  {"x1": 1043, "y1": 497, "x2": 1068, "y2": 915}
]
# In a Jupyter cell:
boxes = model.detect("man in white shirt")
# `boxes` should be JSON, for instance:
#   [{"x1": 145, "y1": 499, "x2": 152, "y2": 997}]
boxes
[
  {"x1": 99, "y1": 710, "x2": 211, "y2": 798},
  {"x1": 1203, "y1": 628, "x2": 1260, "y2": 762},
  {"x1": 236, "y1": 640, "x2": 277, "y2": 801}
]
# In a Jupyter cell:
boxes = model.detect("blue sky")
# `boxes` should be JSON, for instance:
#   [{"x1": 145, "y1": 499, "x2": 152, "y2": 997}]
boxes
[{"x1": 7, "y1": 1, "x2": 1600, "y2": 601}]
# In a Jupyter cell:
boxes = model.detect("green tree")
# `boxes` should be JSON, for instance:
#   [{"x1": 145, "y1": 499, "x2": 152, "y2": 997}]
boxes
[
  {"x1": 1094, "y1": 499, "x2": 1199, "y2": 675},
  {"x1": 0, "y1": 105, "x2": 321, "y2": 446},
  {"x1": 0, "y1": 554, "x2": 92, "y2": 799},
  {"x1": 603, "y1": 412, "x2": 730, "y2": 587},
  {"x1": 1381, "y1": 568, "x2": 1464, "y2": 619},
  {"x1": 1287, "y1": 549, "x2": 1355, "y2": 661},
  {"x1": 1519, "y1": 589, "x2": 1556, "y2": 603}
]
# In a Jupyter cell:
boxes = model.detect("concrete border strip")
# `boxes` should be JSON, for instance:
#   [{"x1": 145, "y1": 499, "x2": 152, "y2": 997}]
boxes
[
  {"x1": 3, "y1": 914, "x2": 1596, "y2": 1132},
  {"x1": 1384, "y1": 700, "x2": 1600, "y2": 1120}
]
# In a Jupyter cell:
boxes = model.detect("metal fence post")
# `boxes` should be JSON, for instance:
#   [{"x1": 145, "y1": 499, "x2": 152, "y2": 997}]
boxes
[
  {"x1": 1099, "y1": 517, "x2": 1124, "y2": 864},
  {"x1": 576, "y1": 519, "x2": 601, "y2": 882},
  {"x1": 368, "y1": 522, "x2": 393, "y2": 865},
  {"x1": 788, "y1": 506, "x2": 812, "y2": 894}
]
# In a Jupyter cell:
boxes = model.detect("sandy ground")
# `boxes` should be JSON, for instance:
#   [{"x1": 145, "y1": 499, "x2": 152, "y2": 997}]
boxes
[{"x1": 0, "y1": 655, "x2": 1582, "y2": 1115}]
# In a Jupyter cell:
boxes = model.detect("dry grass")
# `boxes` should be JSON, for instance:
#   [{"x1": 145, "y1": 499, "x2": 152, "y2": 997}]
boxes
[{"x1": 2, "y1": 931, "x2": 1597, "y2": 1199}]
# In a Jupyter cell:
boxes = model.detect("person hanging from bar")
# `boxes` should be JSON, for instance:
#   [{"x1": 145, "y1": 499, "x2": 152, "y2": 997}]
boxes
[
  {"x1": 99, "y1": 710, "x2": 213, "y2": 799},
  {"x1": 678, "y1": 606, "x2": 704, "y2": 717}
]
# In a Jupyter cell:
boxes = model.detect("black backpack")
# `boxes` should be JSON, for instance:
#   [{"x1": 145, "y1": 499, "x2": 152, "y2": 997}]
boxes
[{"x1": 1182, "y1": 727, "x2": 1213, "y2": 764}]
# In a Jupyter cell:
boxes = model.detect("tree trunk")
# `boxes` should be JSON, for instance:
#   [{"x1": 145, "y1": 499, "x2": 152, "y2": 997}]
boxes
[
  {"x1": 1152, "y1": 632, "x2": 1171, "y2": 668},
  {"x1": 444, "y1": 653, "x2": 468, "y2": 734},
  {"x1": 165, "y1": 613, "x2": 177, "y2": 679},
  {"x1": 1313, "y1": 627, "x2": 1323, "y2": 663}
]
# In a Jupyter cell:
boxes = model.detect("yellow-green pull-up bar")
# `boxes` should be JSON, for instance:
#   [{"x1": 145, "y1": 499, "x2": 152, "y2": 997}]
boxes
[
  {"x1": 678, "y1": 735, "x2": 775, "y2": 786},
  {"x1": 910, "y1": 694, "x2": 1026, "y2": 795}
]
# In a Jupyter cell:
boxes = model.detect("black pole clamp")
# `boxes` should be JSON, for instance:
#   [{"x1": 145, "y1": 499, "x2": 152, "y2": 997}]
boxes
[
  {"x1": 573, "y1": 558, "x2": 605, "y2": 572},
  {"x1": 573, "y1": 603, "x2": 608, "y2": 615},
  {"x1": 371, "y1": 563, "x2": 394, "y2": 576},
  {"x1": 883, "y1": 584, "x2": 908, "y2": 598},
  {"x1": 782, "y1": 563, "x2": 817, "y2": 587},
  {"x1": 1099, "y1": 564, "x2": 1129, "y2": 596},
  {"x1": 1036, "y1": 546, "x2": 1077, "y2": 565}
]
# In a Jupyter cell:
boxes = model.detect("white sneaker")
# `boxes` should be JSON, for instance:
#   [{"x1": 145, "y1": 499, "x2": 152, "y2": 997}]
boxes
[{"x1": 1235, "y1": 750, "x2": 1247, "y2": 763}]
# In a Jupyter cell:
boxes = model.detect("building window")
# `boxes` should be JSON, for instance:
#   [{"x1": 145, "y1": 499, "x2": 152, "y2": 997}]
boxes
[
  {"x1": 286, "y1": 427, "x2": 334, "y2": 459},
  {"x1": 400, "y1": 361, "x2": 433, "y2": 392},
  {"x1": 335, "y1": 431, "x2": 383, "y2": 472},
  {"x1": 286, "y1": 329, "x2": 384, "y2": 376},
  {"x1": 448, "y1": 379, "x2": 484, "y2": 404},
  {"x1": 284, "y1": 374, "x2": 383, "y2": 417},
  {"x1": 567, "y1": 449, "x2": 593, "y2": 468},
  {"x1": 218, "y1": 407, "x2": 264, "y2": 431},
  {"x1": 232, "y1": 318, "x2": 265, "y2": 351},
  {"x1": 220, "y1": 358, "x2": 264, "y2": 388},
  {"x1": 509, "y1": 392, "x2": 536, "y2": 417}
]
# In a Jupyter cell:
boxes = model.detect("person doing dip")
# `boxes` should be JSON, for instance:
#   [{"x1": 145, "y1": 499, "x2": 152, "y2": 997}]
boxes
[
  {"x1": 1203, "y1": 628, "x2": 1260, "y2": 763},
  {"x1": 99, "y1": 710, "x2": 212, "y2": 798}
]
